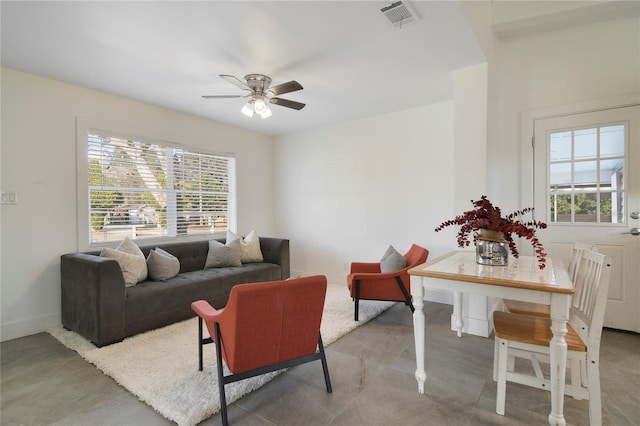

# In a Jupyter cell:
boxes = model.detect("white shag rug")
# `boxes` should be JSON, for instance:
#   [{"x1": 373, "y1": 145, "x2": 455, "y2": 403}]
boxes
[{"x1": 49, "y1": 283, "x2": 393, "y2": 426}]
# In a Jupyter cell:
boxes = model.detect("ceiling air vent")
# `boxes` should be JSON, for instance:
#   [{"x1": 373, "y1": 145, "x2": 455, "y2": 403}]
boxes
[{"x1": 379, "y1": 1, "x2": 420, "y2": 30}]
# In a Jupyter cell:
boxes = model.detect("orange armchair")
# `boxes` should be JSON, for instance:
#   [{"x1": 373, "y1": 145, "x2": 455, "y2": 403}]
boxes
[
  {"x1": 347, "y1": 244, "x2": 429, "y2": 321},
  {"x1": 191, "y1": 275, "x2": 332, "y2": 426}
]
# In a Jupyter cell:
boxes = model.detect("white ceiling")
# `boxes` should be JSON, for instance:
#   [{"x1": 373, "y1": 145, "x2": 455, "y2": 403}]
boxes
[{"x1": 0, "y1": 1, "x2": 486, "y2": 136}]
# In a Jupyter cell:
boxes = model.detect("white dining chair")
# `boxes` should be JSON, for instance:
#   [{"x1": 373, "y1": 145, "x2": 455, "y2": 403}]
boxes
[
  {"x1": 502, "y1": 242, "x2": 597, "y2": 317},
  {"x1": 493, "y1": 249, "x2": 613, "y2": 425}
]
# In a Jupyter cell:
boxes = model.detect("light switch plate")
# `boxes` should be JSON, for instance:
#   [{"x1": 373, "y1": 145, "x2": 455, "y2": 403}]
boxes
[{"x1": 1, "y1": 191, "x2": 18, "y2": 205}]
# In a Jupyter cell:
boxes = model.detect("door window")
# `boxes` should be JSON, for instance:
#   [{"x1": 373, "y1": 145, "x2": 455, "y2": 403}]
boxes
[{"x1": 548, "y1": 124, "x2": 626, "y2": 224}]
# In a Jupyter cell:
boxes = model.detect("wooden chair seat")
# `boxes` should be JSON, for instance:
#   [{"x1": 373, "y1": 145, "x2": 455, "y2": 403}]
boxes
[{"x1": 493, "y1": 311, "x2": 586, "y2": 352}]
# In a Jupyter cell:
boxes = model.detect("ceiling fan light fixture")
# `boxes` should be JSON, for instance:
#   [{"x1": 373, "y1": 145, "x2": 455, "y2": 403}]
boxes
[
  {"x1": 259, "y1": 105, "x2": 272, "y2": 119},
  {"x1": 204, "y1": 73, "x2": 305, "y2": 118},
  {"x1": 241, "y1": 100, "x2": 255, "y2": 117},
  {"x1": 254, "y1": 97, "x2": 267, "y2": 113}
]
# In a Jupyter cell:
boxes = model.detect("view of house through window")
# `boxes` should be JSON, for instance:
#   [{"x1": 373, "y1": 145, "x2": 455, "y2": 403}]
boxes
[
  {"x1": 87, "y1": 132, "x2": 235, "y2": 244},
  {"x1": 548, "y1": 124, "x2": 625, "y2": 224}
]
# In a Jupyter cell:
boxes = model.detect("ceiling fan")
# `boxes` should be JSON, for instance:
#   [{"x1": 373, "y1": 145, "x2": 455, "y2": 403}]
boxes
[{"x1": 202, "y1": 74, "x2": 305, "y2": 118}]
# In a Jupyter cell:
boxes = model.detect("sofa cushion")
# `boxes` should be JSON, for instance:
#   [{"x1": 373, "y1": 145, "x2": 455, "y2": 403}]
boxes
[
  {"x1": 147, "y1": 248, "x2": 180, "y2": 281},
  {"x1": 125, "y1": 263, "x2": 283, "y2": 335},
  {"x1": 143, "y1": 240, "x2": 210, "y2": 273},
  {"x1": 205, "y1": 238, "x2": 242, "y2": 268}
]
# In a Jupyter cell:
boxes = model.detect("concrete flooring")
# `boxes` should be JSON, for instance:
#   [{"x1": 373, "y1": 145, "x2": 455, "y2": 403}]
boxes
[{"x1": 2, "y1": 301, "x2": 639, "y2": 425}]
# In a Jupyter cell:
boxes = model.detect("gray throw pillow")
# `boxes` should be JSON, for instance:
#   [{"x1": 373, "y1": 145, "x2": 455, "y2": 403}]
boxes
[
  {"x1": 147, "y1": 248, "x2": 180, "y2": 281},
  {"x1": 204, "y1": 238, "x2": 242, "y2": 268},
  {"x1": 380, "y1": 245, "x2": 407, "y2": 273}
]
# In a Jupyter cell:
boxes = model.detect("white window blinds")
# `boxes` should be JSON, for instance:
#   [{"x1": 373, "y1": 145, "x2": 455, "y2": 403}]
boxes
[{"x1": 87, "y1": 132, "x2": 235, "y2": 244}]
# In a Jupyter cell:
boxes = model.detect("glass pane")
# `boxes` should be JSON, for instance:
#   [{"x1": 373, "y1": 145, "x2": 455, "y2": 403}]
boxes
[
  {"x1": 600, "y1": 159, "x2": 624, "y2": 189},
  {"x1": 88, "y1": 132, "x2": 234, "y2": 244},
  {"x1": 550, "y1": 131, "x2": 572, "y2": 161},
  {"x1": 550, "y1": 163, "x2": 572, "y2": 185},
  {"x1": 600, "y1": 192, "x2": 613, "y2": 224},
  {"x1": 607, "y1": 191, "x2": 625, "y2": 224},
  {"x1": 600, "y1": 125, "x2": 624, "y2": 158},
  {"x1": 550, "y1": 192, "x2": 572, "y2": 223},
  {"x1": 574, "y1": 161, "x2": 597, "y2": 185},
  {"x1": 574, "y1": 128, "x2": 597, "y2": 159},
  {"x1": 574, "y1": 193, "x2": 598, "y2": 222},
  {"x1": 545, "y1": 122, "x2": 627, "y2": 225}
]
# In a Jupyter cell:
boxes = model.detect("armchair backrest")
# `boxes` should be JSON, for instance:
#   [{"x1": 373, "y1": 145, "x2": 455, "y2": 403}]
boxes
[
  {"x1": 404, "y1": 244, "x2": 429, "y2": 269},
  {"x1": 213, "y1": 275, "x2": 327, "y2": 374}
]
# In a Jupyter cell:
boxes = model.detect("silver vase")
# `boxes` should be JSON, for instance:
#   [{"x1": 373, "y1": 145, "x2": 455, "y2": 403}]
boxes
[{"x1": 475, "y1": 238, "x2": 508, "y2": 266}]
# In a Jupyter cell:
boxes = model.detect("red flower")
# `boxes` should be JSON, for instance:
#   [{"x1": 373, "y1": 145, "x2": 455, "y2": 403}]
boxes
[{"x1": 435, "y1": 196, "x2": 548, "y2": 269}]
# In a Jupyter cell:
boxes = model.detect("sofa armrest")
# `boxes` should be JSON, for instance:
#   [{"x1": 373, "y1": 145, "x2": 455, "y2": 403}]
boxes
[
  {"x1": 259, "y1": 237, "x2": 290, "y2": 279},
  {"x1": 60, "y1": 253, "x2": 127, "y2": 347}
]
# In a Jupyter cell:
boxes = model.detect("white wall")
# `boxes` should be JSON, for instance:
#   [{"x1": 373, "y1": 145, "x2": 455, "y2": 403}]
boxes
[
  {"x1": 453, "y1": 63, "x2": 488, "y2": 212},
  {"x1": 490, "y1": 15, "x2": 640, "y2": 217},
  {"x1": 273, "y1": 102, "x2": 459, "y2": 286},
  {"x1": 0, "y1": 68, "x2": 275, "y2": 341}
]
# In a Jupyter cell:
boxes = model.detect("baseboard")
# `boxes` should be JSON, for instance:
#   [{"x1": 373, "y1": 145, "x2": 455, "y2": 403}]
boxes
[{"x1": 1, "y1": 312, "x2": 61, "y2": 342}]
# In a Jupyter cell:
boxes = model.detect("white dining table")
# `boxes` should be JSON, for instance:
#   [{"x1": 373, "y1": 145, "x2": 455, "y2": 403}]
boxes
[{"x1": 408, "y1": 251, "x2": 574, "y2": 426}]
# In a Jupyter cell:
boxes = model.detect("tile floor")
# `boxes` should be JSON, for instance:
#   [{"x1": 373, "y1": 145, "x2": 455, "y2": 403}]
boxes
[{"x1": 2, "y1": 302, "x2": 639, "y2": 425}]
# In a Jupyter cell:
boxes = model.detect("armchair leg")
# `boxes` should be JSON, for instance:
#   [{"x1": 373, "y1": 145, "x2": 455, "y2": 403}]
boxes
[
  {"x1": 198, "y1": 317, "x2": 204, "y2": 371},
  {"x1": 354, "y1": 280, "x2": 360, "y2": 321},
  {"x1": 395, "y1": 276, "x2": 414, "y2": 312},
  {"x1": 318, "y1": 334, "x2": 333, "y2": 393},
  {"x1": 215, "y1": 323, "x2": 229, "y2": 426}
]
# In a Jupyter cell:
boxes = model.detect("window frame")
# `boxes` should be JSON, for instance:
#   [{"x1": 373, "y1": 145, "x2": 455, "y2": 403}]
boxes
[
  {"x1": 546, "y1": 122, "x2": 627, "y2": 225},
  {"x1": 76, "y1": 119, "x2": 236, "y2": 250}
]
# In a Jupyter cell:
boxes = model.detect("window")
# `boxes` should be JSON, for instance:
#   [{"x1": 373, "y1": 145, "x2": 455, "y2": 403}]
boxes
[
  {"x1": 548, "y1": 124, "x2": 625, "y2": 224},
  {"x1": 87, "y1": 131, "x2": 235, "y2": 244}
]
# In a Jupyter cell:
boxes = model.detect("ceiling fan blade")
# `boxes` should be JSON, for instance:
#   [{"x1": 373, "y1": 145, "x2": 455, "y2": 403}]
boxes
[
  {"x1": 202, "y1": 94, "x2": 246, "y2": 99},
  {"x1": 270, "y1": 97, "x2": 306, "y2": 110},
  {"x1": 268, "y1": 80, "x2": 303, "y2": 96},
  {"x1": 220, "y1": 74, "x2": 251, "y2": 91}
]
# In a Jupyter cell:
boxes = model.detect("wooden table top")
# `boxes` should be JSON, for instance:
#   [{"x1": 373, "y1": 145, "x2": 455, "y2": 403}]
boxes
[{"x1": 408, "y1": 251, "x2": 574, "y2": 294}]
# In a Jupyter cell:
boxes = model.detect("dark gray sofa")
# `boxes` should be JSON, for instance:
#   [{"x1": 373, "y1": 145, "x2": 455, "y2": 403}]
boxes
[{"x1": 61, "y1": 237, "x2": 290, "y2": 347}]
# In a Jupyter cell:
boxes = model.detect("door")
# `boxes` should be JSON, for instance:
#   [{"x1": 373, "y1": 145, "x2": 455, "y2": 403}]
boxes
[{"x1": 532, "y1": 105, "x2": 640, "y2": 332}]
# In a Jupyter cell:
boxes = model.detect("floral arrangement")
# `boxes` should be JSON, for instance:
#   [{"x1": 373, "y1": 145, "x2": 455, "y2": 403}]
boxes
[{"x1": 435, "y1": 196, "x2": 548, "y2": 268}]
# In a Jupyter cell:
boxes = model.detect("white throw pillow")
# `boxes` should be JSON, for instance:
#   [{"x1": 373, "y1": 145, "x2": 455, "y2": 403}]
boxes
[
  {"x1": 147, "y1": 248, "x2": 180, "y2": 281},
  {"x1": 204, "y1": 238, "x2": 242, "y2": 268},
  {"x1": 101, "y1": 247, "x2": 147, "y2": 287},
  {"x1": 380, "y1": 245, "x2": 406, "y2": 273},
  {"x1": 226, "y1": 230, "x2": 263, "y2": 263},
  {"x1": 116, "y1": 237, "x2": 148, "y2": 282}
]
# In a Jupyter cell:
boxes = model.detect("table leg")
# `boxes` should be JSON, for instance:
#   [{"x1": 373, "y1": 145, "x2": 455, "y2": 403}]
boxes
[
  {"x1": 411, "y1": 276, "x2": 426, "y2": 394},
  {"x1": 548, "y1": 295, "x2": 570, "y2": 426},
  {"x1": 453, "y1": 291, "x2": 463, "y2": 337}
]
